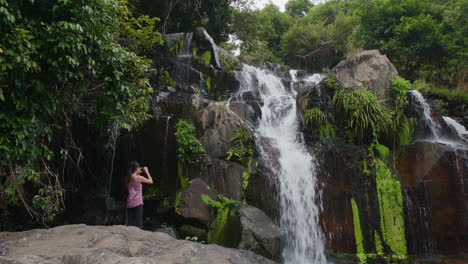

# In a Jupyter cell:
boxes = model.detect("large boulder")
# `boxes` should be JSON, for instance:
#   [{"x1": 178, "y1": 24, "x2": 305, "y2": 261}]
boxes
[
  {"x1": 176, "y1": 178, "x2": 218, "y2": 222},
  {"x1": 202, "y1": 158, "x2": 246, "y2": 201},
  {"x1": 397, "y1": 141, "x2": 468, "y2": 255},
  {"x1": 332, "y1": 49, "x2": 398, "y2": 102},
  {"x1": 192, "y1": 95, "x2": 242, "y2": 159},
  {"x1": 0, "y1": 225, "x2": 275, "y2": 264},
  {"x1": 208, "y1": 204, "x2": 284, "y2": 261}
]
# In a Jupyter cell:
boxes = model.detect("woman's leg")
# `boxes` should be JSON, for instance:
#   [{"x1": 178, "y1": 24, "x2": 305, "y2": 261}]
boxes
[
  {"x1": 127, "y1": 207, "x2": 136, "y2": 227},
  {"x1": 136, "y1": 204, "x2": 144, "y2": 229}
]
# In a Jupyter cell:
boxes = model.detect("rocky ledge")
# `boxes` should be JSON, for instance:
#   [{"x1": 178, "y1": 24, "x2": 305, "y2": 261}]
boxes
[{"x1": 0, "y1": 225, "x2": 276, "y2": 264}]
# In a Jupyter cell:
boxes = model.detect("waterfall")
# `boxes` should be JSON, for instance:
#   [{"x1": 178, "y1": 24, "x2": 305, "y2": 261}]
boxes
[
  {"x1": 201, "y1": 28, "x2": 221, "y2": 68},
  {"x1": 237, "y1": 64, "x2": 326, "y2": 264},
  {"x1": 443, "y1": 116, "x2": 468, "y2": 144},
  {"x1": 183, "y1": 33, "x2": 193, "y2": 55},
  {"x1": 409, "y1": 90, "x2": 441, "y2": 139},
  {"x1": 163, "y1": 115, "x2": 172, "y2": 171}
]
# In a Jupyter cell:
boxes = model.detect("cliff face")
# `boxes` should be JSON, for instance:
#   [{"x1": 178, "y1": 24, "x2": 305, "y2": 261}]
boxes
[{"x1": 4, "y1": 28, "x2": 465, "y2": 263}]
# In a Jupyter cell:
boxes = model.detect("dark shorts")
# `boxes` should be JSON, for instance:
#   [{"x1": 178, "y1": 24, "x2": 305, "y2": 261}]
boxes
[{"x1": 127, "y1": 204, "x2": 143, "y2": 229}]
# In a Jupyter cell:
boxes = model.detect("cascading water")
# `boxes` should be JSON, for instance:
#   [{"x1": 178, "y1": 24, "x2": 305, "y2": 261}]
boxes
[
  {"x1": 409, "y1": 90, "x2": 441, "y2": 139},
  {"x1": 443, "y1": 116, "x2": 468, "y2": 144},
  {"x1": 237, "y1": 64, "x2": 326, "y2": 264}
]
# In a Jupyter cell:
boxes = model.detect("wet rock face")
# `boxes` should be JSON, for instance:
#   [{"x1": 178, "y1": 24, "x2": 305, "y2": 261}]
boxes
[
  {"x1": 332, "y1": 49, "x2": 398, "y2": 102},
  {"x1": 312, "y1": 139, "x2": 368, "y2": 254},
  {"x1": 397, "y1": 141, "x2": 468, "y2": 255},
  {"x1": 176, "y1": 178, "x2": 217, "y2": 222},
  {"x1": 0, "y1": 225, "x2": 275, "y2": 264}
]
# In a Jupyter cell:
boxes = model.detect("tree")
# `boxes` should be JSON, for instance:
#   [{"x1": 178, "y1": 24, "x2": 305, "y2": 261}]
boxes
[
  {"x1": 285, "y1": 0, "x2": 313, "y2": 17},
  {"x1": 0, "y1": 0, "x2": 162, "y2": 223},
  {"x1": 136, "y1": 0, "x2": 232, "y2": 43}
]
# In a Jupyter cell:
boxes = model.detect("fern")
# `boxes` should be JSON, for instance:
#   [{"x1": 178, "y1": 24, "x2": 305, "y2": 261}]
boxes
[
  {"x1": 333, "y1": 89, "x2": 393, "y2": 144},
  {"x1": 201, "y1": 194, "x2": 240, "y2": 213}
]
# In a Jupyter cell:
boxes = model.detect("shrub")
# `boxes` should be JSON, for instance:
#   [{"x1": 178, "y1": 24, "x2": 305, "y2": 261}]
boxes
[
  {"x1": 333, "y1": 89, "x2": 393, "y2": 144},
  {"x1": 174, "y1": 120, "x2": 206, "y2": 166}
]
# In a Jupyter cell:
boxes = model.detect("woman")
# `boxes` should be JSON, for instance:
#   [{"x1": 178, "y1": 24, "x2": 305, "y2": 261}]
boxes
[{"x1": 126, "y1": 161, "x2": 153, "y2": 228}]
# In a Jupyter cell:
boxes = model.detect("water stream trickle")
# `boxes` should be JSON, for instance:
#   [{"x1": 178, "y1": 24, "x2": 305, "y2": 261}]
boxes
[
  {"x1": 237, "y1": 65, "x2": 326, "y2": 264},
  {"x1": 163, "y1": 115, "x2": 172, "y2": 173}
]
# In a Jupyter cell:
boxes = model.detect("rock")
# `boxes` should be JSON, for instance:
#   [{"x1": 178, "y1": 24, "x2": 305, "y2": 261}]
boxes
[
  {"x1": 208, "y1": 204, "x2": 284, "y2": 261},
  {"x1": 192, "y1": 95, "x2": 243, "y2": 159},
  {"x1": 194, "y1": 27, "x2": 221, "y2": 69},
  {"x1": 201, "y1": 158, "x2": 246, "y2": 201},
  {"x1": 179, "y1": 225, "x2": 208, "y2": 241},
  {"x1": 154, "y1": 227, "x2": 177, "y2": 239},
  {"x1": 229, "y1": 101, "x2": 259, "y2": 124},
  {"x1": 312, "y1": 139, "x2": 368, "y2": 254},
  {"x1": 332, "y1": 49, "x2": 398, "y2": 102},
  {"x1": 163, "y1": 33, "x2": 185, "y2": 49},
  {"x1": 237, "y1": 205, "x2": 285, "y2": 261},
  {"x1": 176, "y1": 178, "x2": 218, "y2": 222},
  {"x1": 0, "y1": 225, "x2": 275, "y2": 264},
  {"x1": 240, "y1": 56, "x2": 261, "y2": 66},
  {"x1": 397, "y1": 141, "x2": 468, "y2": 255},
  {"x1": 217, "y1": 46, "x2": 241, "y2": 71}
]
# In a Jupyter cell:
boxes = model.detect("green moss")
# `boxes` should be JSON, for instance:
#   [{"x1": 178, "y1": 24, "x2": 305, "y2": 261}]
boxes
[
  {"x1": 370, "y1": 144, "x2": 390, "y2": 161},
  {"x1": 375, "y1": 231, "x2": 384, "y2": 255},
  {"x1": 193, "y1": 42, "x2": 212, "y2": 65},
  {"x1": 207, "y1": 205, "x2": 242, "y2": 248},
  {"x1": 320, "y1": 121, "x2": 336, "y2": 138},
  {"x1": 205, "y1": 76, "x2": 212, "y2": 90},
  {"x1": 351, "y1": 198, "x2": 365, "y2": 255},
  {"x1": 174, "y1": 191, "x2": 182, "y2": 214},
  {"x1": 375, "y1": 159, "x2": 407, "y2": 256},
  {"x1": 178, "y1": 161, "x2": 189, "y2": 189},
  {"x1": 398, "y1": 117, "x2": 415, "y2": 146}
]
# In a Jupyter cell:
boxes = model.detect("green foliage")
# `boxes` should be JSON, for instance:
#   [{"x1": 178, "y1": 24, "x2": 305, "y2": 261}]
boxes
[
  {"x1": 304, "y1": 107, "x2": 326, "y2": 128},
  {"x1": 32, "y1": 185, "x2": 65, "y2": 222},
  {"x1": 226, "y1": 128, "x2": 254, "y2": 166},
  {"x1": 303, "y1": 107, "x2": 336, "y2": 138},
  {"x1": 285, "y1": 0, "x2": 314, "y2": 17},
  {"x1": 137, "y1": 0, "x2": 232, "y2": 42},
  {"x1": 185, "y1": 236, "x2": 205, "y2": 243},
  {"x1": 231, "y1": 4, "x2": 291, "y2": 63},
  {"x1": 281, "y1": 7, "x2": 356, "y2": 71},
  {"x1": 169, "y1": 37, "x2": 185, "y2": 55},
  {"x1": 333, "y1": 89, "x2": 393, "y2": 144},
  {"x1": 201, "y1": 194, "x2": 240, "y2": 213},
  {"x1": 390, "y1": 76, "x2": 415, "y2": 147},
  {"x1": 119, "y1": 15, "x2": 164, "y2": 55},
  {"x1": 174, "y1": 120, "x2": 206, "y2": 166},
  {"x1": 0, "y1": 0, "x2": 160, "y2": 222},
  {"x1": 414, "y1": 80, "x2": 468, "y2": 104},
  {"x1": 352, "y1": 0, "x2": 467, "y2": 86}
]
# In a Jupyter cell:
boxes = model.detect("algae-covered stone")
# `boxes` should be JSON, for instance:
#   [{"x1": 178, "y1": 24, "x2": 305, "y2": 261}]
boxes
[
  {"x1": 208, "y1": 205, "x2": 243, "y2": 248},
  {"x1": 208, "y1": 204, "x2": 284, "y2": 261}
]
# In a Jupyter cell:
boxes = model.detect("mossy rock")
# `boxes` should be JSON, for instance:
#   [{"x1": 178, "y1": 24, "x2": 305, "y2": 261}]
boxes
[{"x1": 207, "y1": 204, "x2": 242, "y2": 248}]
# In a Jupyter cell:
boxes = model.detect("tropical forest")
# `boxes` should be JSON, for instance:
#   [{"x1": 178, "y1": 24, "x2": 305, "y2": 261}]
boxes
[{"x1": 0, "y1": 0, "x2": 466, "y2": 263}]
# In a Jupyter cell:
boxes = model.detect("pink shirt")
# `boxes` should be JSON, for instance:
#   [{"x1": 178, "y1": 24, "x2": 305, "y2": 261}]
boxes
[{"x1": 127, "y1": 174, "x2": 143, "y2": 208}]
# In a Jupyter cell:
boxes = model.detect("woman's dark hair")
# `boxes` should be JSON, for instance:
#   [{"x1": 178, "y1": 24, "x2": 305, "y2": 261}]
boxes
[{"x1": 126, "y1": 161, "x2": 140, "y2": 189}]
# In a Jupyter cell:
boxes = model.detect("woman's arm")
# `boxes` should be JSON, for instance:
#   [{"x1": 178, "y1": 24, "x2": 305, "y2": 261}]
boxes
[{"x1": 138, "y1": 167, "x2": 153, "y2": 184}]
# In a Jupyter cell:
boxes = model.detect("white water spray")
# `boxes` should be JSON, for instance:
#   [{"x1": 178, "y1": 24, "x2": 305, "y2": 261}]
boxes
[
  {"x1": 409, "y1": 90, "x2": 441, "y2": 139},
  {"x1": 238, "y1": 65, "x2": 326, "y2": 264}
]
